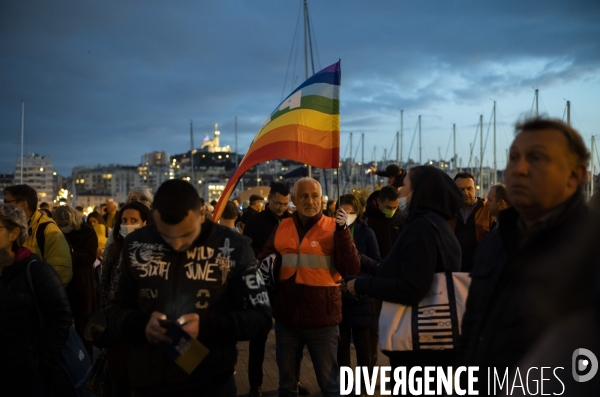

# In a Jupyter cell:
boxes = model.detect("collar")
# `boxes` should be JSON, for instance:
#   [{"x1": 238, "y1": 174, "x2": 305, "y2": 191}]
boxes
[
  {"x1": 517, "y1": 198, "x2": 571, "y2": 235},
  {"x1": 461, "y1": 198, "x2": 480, "y2": 211},
  {"x1": 293, "y1": 211, "x2": 323, "y2": 229}
]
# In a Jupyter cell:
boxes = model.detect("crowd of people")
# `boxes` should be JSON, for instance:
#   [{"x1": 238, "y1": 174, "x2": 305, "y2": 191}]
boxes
[{"x1": 1, "y1": 116, "x2": 599, "y2": 396}]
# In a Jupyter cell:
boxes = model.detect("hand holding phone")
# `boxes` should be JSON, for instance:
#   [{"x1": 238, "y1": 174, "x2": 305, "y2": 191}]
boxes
[{"x1": 146, "y1": 312, "x2": 172, "y2": 345}]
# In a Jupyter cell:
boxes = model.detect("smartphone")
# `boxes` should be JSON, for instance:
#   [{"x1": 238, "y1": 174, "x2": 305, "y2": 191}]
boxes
[
  {"x1": 158, "y1": 319, "x2": 174, "y2": 328},
  {"x1": 159, "y1": 319, "x2": 187, "y2": 328}
]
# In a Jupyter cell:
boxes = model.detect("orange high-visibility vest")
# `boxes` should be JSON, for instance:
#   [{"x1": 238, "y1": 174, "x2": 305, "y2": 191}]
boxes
[{"x1": 274, "y1": 216, "x2": 341, "y2": 287}]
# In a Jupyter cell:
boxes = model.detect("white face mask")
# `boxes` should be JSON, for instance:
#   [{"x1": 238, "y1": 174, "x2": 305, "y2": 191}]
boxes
[
  {"x1": 346, "y1": 213, "x2": 358, "y2": 226},
  {"x1": 399, "y1": 192, "x2": 412, "y2": 213},
  {"x1": 60, "y1": 226, "x2": 73, "y2": 234},
  {"x1": 119, "y1": 224, "x2": 142, "y2": 239}
]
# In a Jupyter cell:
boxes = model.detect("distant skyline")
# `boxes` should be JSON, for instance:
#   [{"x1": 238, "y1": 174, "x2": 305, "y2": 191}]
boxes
[{"x1": 1, "y1": 0, "x2": 599, "y2": 176}]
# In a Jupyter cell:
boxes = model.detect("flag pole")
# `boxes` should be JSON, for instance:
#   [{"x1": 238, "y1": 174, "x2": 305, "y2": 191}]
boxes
[{"x1": 337, "y1": 167, "x2": 341, "y2": 207}]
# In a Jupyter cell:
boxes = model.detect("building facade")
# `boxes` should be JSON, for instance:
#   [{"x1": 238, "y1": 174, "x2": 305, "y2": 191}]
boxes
[{"x1": 14, "y1": 153, "x2": 55, "y2": 202}]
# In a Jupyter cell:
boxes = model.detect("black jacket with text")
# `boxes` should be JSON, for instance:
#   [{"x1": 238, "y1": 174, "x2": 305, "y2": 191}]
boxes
[{"x1": 105, "y1": 220, "x2": 272, "y2": 394}]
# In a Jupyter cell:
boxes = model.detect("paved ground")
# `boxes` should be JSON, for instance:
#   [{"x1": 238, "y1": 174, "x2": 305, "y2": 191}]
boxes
[
  {"x1": 87, "y1": 327, "x2": 390, "y2": 396},
  {"x1": 234, "y1": 327, "x2": 390, "y2": 396}
]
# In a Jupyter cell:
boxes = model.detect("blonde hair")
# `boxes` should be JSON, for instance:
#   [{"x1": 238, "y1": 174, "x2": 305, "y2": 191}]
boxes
[{"x1": 53, "y1": 206, "x2": 83, "y2": 230}]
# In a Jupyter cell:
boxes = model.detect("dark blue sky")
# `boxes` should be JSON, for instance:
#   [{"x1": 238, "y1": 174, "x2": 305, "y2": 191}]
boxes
[{"x1": 1, "y1": 0, "x2": 599, "y2": 175}]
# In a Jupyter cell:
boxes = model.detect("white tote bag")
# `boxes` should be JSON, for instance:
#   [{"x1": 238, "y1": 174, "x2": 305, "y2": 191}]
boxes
[
  {"x1": 378, "y1": 214, "x2": 472, "y2": 352},
  {"x1": 379, "y1": 271, "x2": 471, "y2": 351}
]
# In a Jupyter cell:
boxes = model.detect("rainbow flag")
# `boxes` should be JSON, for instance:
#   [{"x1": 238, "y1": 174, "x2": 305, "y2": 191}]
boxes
[{"x1": 212, "y1": 60, "x2": 341, "y2": 221}]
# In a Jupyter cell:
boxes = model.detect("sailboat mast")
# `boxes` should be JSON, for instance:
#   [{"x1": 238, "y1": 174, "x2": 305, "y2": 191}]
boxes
[
  {"x1": 303, "y1": 0, "x2": 312, "y2": 178},
  {"x1": 535, "y1": 89, "x2": 539, "y2": 117},
  {"x1": 418, "y1": 115, "x2": 422, "y2": 165},
  {"x1": 234, "y1": 116, "x2": 244, "y2": 192},
  {"x1": 493, "y1": 101, "x2": 497, "y2": 185},
  {"x1": 479, "y1": 114, "x2": 483, "y2": 189},
  {"x1": 190, "y1": 121, "x2": 196, "y2": 192},
  {"x1": 453, "y1": 123, "x2": 457, "y2": 173},
  {"x1": 396, "y1": 131, "x2": 399, "y2": 164},
  {"x1": 20, "y1": 101, "x2": 24, "y2": 184},
  {"x1": 567, "y1": 100, "x2": 571, "y2": 126},
  {"x1": 591, "y1": 136, "x2": 595, "y2": 198},
  {"x1": 361, "y1": 133, "x2": 365, "y2": 186},
  {"x1": 303, "y1": 0, "x2": 309, "y2": 81},
  {"x1": 349, "y1": 132, "x2": 353, "y2": 187},
  {"x1": 400, "y1": 109, "x2": 404, "y2": 168}
]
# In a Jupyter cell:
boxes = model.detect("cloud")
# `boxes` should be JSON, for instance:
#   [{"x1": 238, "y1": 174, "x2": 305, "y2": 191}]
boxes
[{"x1": 0, "y1": 0, "x2": 598, "y2": 174}]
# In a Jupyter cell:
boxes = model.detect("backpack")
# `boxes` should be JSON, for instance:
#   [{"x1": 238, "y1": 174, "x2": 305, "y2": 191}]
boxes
[{"x1": 26, "y1": 261, "x2": 92, "y2": 397}]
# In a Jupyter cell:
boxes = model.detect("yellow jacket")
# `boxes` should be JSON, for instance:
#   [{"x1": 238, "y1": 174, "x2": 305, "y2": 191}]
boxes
[{"x1": 24, "y1": 210, "x2": 73, "y2": 285}]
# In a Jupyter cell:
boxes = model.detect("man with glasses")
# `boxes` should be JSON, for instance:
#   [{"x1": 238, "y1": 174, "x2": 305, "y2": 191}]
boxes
[
  {"x1": 243, "y1": 183, "x2": 308, "y2": 397},
  {"x1": 3, "y1": 184, "x2": 72, "y2": 285}
]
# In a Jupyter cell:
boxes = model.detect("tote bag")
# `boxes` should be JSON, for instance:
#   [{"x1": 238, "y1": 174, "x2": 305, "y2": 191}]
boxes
[
  {"x1": 378, "y1": 215, "x2": 471, "y2": 352},
  {"x1": 27, "y1": 261, "x2": 93, "y2": 397}
]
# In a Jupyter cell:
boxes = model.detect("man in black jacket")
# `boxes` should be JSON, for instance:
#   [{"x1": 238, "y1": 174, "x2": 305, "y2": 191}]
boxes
[
  {"x1": 239, "y1": 194, "x2": 264, "y2": 232},
  {"x1": 363, "y1": 185, "x2": 404, "y2": 369},
  {"x1": 365, "y1": 185, "x2": 403, "y2": 258},
  {"x1": 459, "y1": 117, "x2": 590, "y2": 394},
  {"x1": 105, "y1": 179, "x2": 272, "y2": 396},
  {"x1": 242, "y1": 182, "x2": 298, "y2": 397},
  {"x1": 449, "y1": 172, "x2": 495, "y2": 272}
]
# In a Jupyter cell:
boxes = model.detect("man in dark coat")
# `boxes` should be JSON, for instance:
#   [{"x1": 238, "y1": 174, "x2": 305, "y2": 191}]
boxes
[
  {"x1": 364, "y1": 185, "x2": 404, "y2": 258},
  {"x1": 459, "y1": 117, "x2": 591, "y2": 394},
  {"x1": 363, "y1": 185, "x2": 404, "y2": 367},
  {"x1": 239, "y1": 194, "x2": 264, "y2": 231},
  {"x1": 448, "y1": 172, "x2": 494, "y2": 272},
  {"x1": 242, "y1": 183, "x2": 297, "y2": 397}
]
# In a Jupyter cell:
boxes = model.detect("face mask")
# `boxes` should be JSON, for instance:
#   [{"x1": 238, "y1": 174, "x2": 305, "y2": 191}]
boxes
[
  {"x1": 399, "y1": 192, "x2": 412, "y2": 213},
  {"x1": 346, "y1": 214, "x2": 357, "y2": 226},
  {"x1": 60, "y1": 226, "x2": 73, "y2": 234},
  {"x1": 399, "y1": 197, "x2": 408, "y2": 212},
  {"x1": 119, "y1": 224, "x2": 142, "y2": 239},
  {"x1": 382, "y1": 208, "x2": 397, "y2": 219}
]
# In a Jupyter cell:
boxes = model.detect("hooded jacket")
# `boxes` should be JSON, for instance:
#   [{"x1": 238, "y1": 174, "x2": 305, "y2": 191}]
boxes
[
  {"x1": 24, "y1": 210, "x2": 72, "y2": 285},
  {"x1": 354, "y1": 166, "x2": 463, "y2": 306}
]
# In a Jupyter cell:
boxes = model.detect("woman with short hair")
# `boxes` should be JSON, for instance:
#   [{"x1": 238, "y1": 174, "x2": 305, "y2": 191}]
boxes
[
  {"x1": 0, "y1": 203, "x2": 72, "y2": 396},
  {"x1": 125, "y1": 186, "x2": 153, "y2": 208}
]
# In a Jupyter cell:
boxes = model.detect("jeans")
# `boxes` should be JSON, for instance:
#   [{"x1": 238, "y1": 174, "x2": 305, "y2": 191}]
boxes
[{"x1": 275, "y1": 322, "x2": 340, "y2": 397}]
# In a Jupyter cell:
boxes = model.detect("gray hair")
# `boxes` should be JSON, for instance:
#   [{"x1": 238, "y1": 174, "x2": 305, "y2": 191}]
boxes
[
  {"x1": 0, "y1": 203, "x2": 29, "y2": 247},
  {"x1": 126, "y1": 186, "x2": 154, "y2": 207},
  {"x1": 292, "y1": 177, "x2": 322, "y2": 196},
  {"x1": 53, "y1": 206, "x2": 83, "y2": 230}
]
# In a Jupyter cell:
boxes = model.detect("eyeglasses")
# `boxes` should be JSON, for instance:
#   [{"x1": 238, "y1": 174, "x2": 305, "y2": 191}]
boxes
[{"x1": 272, "y1": 201, "x2": 289, "y2": 208}]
